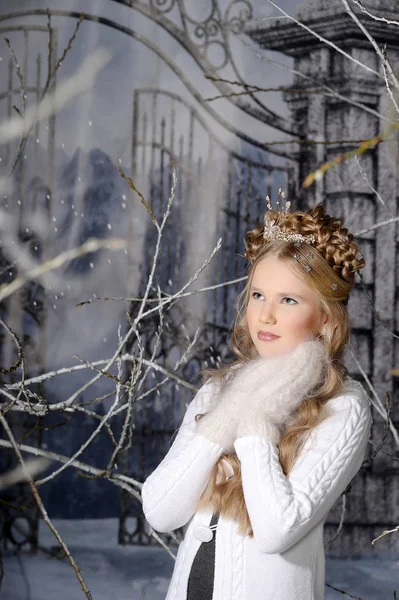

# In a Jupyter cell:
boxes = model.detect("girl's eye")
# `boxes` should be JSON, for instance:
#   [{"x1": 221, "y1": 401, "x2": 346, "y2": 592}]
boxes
[
  {"x1": 282, "y1": 297, "x2": 297, "y2": 305},
  {"x1": 251, "y1": 291, "x2": 263, "y2": 300}
]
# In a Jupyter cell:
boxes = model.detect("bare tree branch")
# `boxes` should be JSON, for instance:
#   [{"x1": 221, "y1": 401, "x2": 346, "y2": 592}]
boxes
[
  {"x1": 354, "y1": 216, "x2": 399, "y2": 236},
  {"x1": 350, "y1": 0, "x2": 399, "y2": 26},
  {"x1": 0, "y1": 236, "x2": 127, "y2": 302},
  {"x1": 341, "y1": 0, "x2": 399, "y2": 91},
  {"x1": 0, "y1": 415, "x2": 93, "y2": 599},
  {"x1": 0, "y1": 438, "x2": 142, "y2": 495},
  {"x1": 354, "y1": 156, "x2": 395, "y2": 216},
  {"x1": 0, "y1": 49, "x2": 111, "y2": 148},
  {"x1": 264, "y1": 0, "x2": 382, "y2": 79},
  {"x1": 0, "y1": 457, "x2": 50, "y2": 490},
  {"x1": 348, "y1": 346, "x2": 399, "y2": 445},
  {"x1": 42, "y1": 11, "x2": 85, "y2": 98},
  {"x1": 237, "y1": 36, "x2": 395, "y2": 125},
  {"x1": 76, "y1": 275, "x2": 247, "y2": 307}
]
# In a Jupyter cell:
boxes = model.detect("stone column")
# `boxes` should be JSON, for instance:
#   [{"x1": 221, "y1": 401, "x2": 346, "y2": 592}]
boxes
[{"x1": 246, "y1": 0, "x2": 399, "y2": 554}]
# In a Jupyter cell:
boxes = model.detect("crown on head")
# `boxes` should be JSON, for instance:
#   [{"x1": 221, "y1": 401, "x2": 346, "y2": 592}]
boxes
[{"x1": 263, "y1": 188, "x2": 316, "y2": 245}]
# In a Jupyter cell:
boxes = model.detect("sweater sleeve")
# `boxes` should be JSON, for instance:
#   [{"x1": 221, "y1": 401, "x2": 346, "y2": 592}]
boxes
[
  {"x1": 233, "y1": 384, "x2": 372, "y2": 554},
  {"x1": 141, "y1": 381, "x2": 224, "y2": 533}
]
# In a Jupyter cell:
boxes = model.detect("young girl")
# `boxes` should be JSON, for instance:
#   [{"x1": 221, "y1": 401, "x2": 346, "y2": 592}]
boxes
[{"x1": 141, "y1": 200, "x2": 372, "y2": 600}]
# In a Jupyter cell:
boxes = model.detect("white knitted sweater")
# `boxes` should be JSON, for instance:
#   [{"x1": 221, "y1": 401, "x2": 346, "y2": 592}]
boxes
[{"x1": 142, "y1": 378, "x2": 372, "y2": 600}]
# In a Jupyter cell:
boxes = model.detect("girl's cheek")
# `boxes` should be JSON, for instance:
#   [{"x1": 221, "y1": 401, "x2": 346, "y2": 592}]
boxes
[
  {"x1": 298, "y1": 315, "x2": 316, "y2": 333},
  {"x1": 287, "y1": 314, "x2": 312, "y2": 332}
]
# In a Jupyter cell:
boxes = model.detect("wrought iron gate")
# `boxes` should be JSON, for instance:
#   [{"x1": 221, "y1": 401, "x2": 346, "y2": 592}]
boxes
[
  {"x1": 0, "y1": 2, "x2": 296, "y2": 549},
  {"x1": 119, "y1": 87, "x2": 293, "y2": 544},
  {"x1": 0, "y1": 23, "x2": 57, "y2": 552}
]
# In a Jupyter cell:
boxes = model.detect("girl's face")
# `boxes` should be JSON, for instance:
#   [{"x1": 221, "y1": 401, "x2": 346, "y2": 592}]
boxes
[{"x1": 246, "y1": 254, "x2": 327, "y2": 357}]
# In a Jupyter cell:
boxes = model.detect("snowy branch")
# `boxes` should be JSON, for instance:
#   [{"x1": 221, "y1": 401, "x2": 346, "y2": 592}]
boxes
[{"x1": 0, "y1": 415, "x2": 94, "y2": 599}]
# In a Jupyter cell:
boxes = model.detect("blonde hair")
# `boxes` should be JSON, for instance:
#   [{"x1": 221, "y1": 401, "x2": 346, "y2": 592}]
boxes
[{"x1": 194, "y1": 203, "x2": 365, "y2": 537}]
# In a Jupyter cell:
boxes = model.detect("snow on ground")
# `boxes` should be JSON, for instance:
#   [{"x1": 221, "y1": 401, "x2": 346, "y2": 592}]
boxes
[{"x1": 2, "y1": 519, "x2": 398, "y2": 600}]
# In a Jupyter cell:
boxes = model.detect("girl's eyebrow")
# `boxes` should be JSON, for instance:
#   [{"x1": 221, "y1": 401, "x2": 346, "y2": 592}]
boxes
[{"x1": 280, "y1": 292, "x2": 307, "y2": 301}]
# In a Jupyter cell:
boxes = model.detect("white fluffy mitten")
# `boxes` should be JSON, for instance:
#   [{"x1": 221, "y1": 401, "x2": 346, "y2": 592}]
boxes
[
  {"x1": 236, "y1": 415, "x2": 282, "y2": 444},
  {"x1": 234, "y1": 340, "x2": 328, "y2": 439},
  {"x1": 196, "y1": 372, "x2": 245, "y2": 452},
  {"x1": 197, "y1": 340, "x2": 328, "y2": 448}
]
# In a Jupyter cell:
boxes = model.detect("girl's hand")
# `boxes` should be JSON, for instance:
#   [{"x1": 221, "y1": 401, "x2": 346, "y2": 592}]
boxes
[
  {"x1": 196, "y1": 340, "x2": 327, "y2": 449},
  {"x1": 234, "y1": 340, "x2": 328, "y2": 439},
  {"x1": 196, "y1": 380, "x2": 243, "y2": 452}
]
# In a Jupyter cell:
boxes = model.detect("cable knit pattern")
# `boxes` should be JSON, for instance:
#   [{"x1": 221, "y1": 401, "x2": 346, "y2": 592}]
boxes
[
  {"x1": 232, "y1": 523, "x2": 244, "y2": 599},
  {"x1": 143, "y1": 378, "x2": 372, "y2": 600},
  {"x1": 234, "y1": 392, "x2": 372, "y2": 554},
  {"x1": 142, "y1": 381, "x2": 225, "y2": 533}
]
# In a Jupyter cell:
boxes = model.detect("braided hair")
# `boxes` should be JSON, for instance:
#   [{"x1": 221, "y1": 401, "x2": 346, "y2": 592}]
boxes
[
  {"x1": 244, "y1": 204, "x2": 365, "y2": 286},
  {"x1": 195, "y1": 203, "x2": 366, "y2": 537}
]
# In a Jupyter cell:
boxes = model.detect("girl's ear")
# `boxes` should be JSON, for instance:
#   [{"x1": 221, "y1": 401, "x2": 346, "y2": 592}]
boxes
[
  {"x1": 320, "y1": 312, "x2": 338, "y2": 336},
  {"x1": 318, "y1": 310, "x2": 329, "y2": 335}
]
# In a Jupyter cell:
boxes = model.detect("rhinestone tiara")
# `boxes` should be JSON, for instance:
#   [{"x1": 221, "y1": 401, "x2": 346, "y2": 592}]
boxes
[{"x1": 263, "y1": 189, "x2": 316, "y2": 245}]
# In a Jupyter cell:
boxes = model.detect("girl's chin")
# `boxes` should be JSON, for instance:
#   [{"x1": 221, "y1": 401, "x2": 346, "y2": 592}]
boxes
[
  {"x1": 255, "y1": 341, "x2": 302, "y2": 357},
  {"x1": 256, "y1": 345, "x2": 286, "y2": 358}
]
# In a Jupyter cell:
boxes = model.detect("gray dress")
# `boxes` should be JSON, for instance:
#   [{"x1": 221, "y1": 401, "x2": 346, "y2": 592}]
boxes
[{"x1": 186, "y1": 512, "x2": 220, "y2": 600}]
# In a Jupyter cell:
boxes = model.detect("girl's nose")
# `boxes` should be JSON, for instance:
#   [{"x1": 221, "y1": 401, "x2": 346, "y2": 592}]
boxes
[{"x1": 259, "y1": 304, "x2": 277, "y2": 325}]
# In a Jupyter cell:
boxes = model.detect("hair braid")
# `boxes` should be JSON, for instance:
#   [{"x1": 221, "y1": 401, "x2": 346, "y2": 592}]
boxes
[
  {"x1": 245, "y1": 203, "x2": 365, "y2": 286},
  {"x1": 195, "y1": 201, "x2": 366, "y2": 537}
]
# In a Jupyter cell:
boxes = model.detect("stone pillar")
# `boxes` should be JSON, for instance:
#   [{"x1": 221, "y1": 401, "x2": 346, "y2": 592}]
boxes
[{"x1": 247, "y1": 0, "x2": 399, "y2": 554}]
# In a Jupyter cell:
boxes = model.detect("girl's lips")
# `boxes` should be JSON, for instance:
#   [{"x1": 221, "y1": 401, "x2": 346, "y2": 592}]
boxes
[{"x1": 257, "y1": 331, "x2": 280, "y2": 342}]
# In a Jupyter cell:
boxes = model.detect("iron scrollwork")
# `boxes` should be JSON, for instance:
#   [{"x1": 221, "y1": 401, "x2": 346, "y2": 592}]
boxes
[
  {"x1": 130, "y1": 0, "x2": 295, "y2": 134},
  {"x1": 148, "y1": 0, "x2": 253, "y2": 70}
]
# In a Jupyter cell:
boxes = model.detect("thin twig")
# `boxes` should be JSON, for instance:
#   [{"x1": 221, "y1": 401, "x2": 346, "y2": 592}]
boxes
[
  {"x1": 0, "y1": 415, "x2": 93, "y2": 599},
  {"x1": 76, "y1": 275, "x2": 247, "y2": 307},
  {"x1": 303, "y1": 123, "x2": 398, "y2": 187},
  {"x1": 0, "y1": 438, "x2": 142, "y2": 495},
  {"x1": 355, "y1": 272, "x2": 399, "y2": 342},
  {"x1": 145, "y1": 526, "x2": 177, "y2": 560},
  {"x1": 118, "y1": 168, "x2": 157, "y2": 225},
  {"x1": 324, "y1": 494, "x2": 347, "y2": 546},
  {"x1": 237, "y1": 36, "x2": 394, "y2": 125},
  {"x1": 354, "y1": 216, "x2": 399, "y2": 237},
  {"x1": 0, "y1": 236, "x2": 126, "y2": 302},
  {"x1": 265, "y1": 0, "x2": 382, "y2": 79},
  {"x1": 72, "y1": 354, "x2": 132, "y2": 390},
  {"x1": 341, "y1": 0, "x2": 399, "y2": 92},
  {"x1": 203, "y1": 85, "x2": 325, "y2": 102},
  {"x1": 0, "y1": 49, "x2": 111, "y2": 147},
  {"x1": 372, "y1": 524, "x2": 399, "y2": 546},
  {"x1": 174, "y1": 327, "x2": 200, "y2": 371},
  {"x1": 354, "y1": 156, "x2": 394, "y2": 216},
  {"x1": 380, "y1": 44, "x2": 399, "y2": 119},
  {"x1": 348, "y1": 346, "x2": 399, "y2": 446},
  {"x1": 73, "y1": 404, "x2": 118, "y2": 447},
  {"x1": 34, "y1": 358, "x2": 130, "y2": 485},
  {"x1": 325, "y1": 582, "x2": 365, "y2": 599},
  {"x1": 42, "y1": 12, "x2": 84, "y2": 98},
  {"x1": 342, "y1": 0, "x2": 399, "y2": 120},
  {"x1": 350, "y1": 0, "x2": 399, "y2": 26},
  {"x1": 362, "y1": 393, "x2": 392, "y2": 467},
  {"x1": 0, "y1": 318, "x2": 24, "y2": 376},
  {"x1": 6, "y1": 12, "x2": 86, "y2": 174},
  {"x1": 135, "y1": 285, "x2": 164, "y2": 394},
  {"x1": 4, "y1": 36, "x2": 28, "y2": 174},
  {"x1": 0, "y1": 457, "x2": 50, "y2": 490},
  {"x1": 106, "y1": 328, "x2": 131, "y2": 470},
  {"x1": 4, "y1": 355, "x2": 198, "y2": 395}
]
